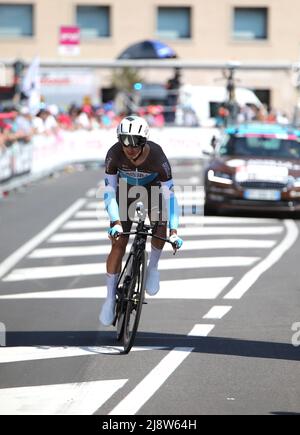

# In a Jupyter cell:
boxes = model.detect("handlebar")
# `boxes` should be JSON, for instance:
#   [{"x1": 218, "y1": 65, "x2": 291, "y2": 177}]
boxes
[
  {"x1": 120, "y1": 230, "x2": 178, "y2": 254},
  {"x1": 109, "y1": 203, "x2": 179, "y2": 253}
]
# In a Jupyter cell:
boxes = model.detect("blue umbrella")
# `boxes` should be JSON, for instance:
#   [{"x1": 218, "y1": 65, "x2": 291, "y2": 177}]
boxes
[{"x1": 118, "y1": 40, "x2": 177, "y2": 59}]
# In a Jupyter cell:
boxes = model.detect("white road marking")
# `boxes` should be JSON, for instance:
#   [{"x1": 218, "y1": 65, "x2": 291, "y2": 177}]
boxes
[
  {"x1": 75, "y1": 210, "x2": 277, "y2": 225},
  {"x1": 86, "y1": 188, "x2": 97, "y2": 198},
  {"x1": 203, "y1": 306, "x2": 232, "y2": 319},
  {"x1": 178, "y1": 199, "x2": 204, "y2": 206},
  {"x1": 3, "y1": 257, "x2": 259, "y2": 281},
  {"x1": 86, "y1": 202, "x2": 106, "y2": 210},
  {"x1": 75, "y1": 210, "x2": 107, "y2": 219},
  {"x1": 109, "y1": 348, "x2": 194, "y2": 415},
  {"x1": 29, "y1": 239, "x2": 275, "y2": 259},
  {"x1": 63, "y1": 217, "x2": 281, "y2": 230},
  {"x1": 0, "y1": 277, "x2": 233, "y2": 299},
  {"x1": 174, "y1": 191, "x2": 205, "y2": 199},
  {"x1": 188, "y1": 324, "x2": 215, "y2": 336},
  {"x1": 172, "y1": 226, "x2": 284, "y2": 237},
  {"x1": 173, "y1": 177, "x2": 201, "y2": 184},
  {"x1": 224, "y1": 220, "x2": 299, "y2": 299},
  {"x1": 48, "y1": 226, "x2": 283, "y2": 242},
  {"x1": 109, "y1": 319, "x2": 217, "y2": 415},
  {"x1": 87, "y1": 198, "x2": 205, "y2": 209},
  {"x1": 63, "y1": 220, "x2": 107, "y2": 229},
  {"x1": 0, "y1": 346, "x2": 167, "y2": 364},
  {"x1": 29, "y1": 246, "x2": 112, "y2": 258},
  {"x1": 172, "y1": 164, "x2": 201, "y2": 174},
  {"x1": 0, "y1": 380, "x2": 127, "y2": 415},
  {"x1": 0, "y1": 199, "x2": 86, "y2": 280},
  {"x1": 178, "y1": 216, "x2": 278, "y2": 226}
]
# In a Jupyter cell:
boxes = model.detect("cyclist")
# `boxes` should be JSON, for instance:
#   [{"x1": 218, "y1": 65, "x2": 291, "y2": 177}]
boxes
[{"x1": 100, "y1": 115, "x2": 183, "y2": 326}]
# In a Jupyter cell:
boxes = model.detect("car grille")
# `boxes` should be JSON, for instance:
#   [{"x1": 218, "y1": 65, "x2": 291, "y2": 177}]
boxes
[{"x1": 238, "y1": 181, "x2": 287, "y2": 190}]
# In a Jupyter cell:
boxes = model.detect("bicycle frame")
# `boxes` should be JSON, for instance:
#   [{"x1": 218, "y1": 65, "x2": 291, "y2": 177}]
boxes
[{"x1": 113, "y1": 205, "x2": 174, "y2": 353}]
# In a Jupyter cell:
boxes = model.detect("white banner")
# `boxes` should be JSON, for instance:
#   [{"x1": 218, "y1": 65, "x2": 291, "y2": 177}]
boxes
[
  {"x1": 0, "y1": 148, "x2": 13, "y2": 182},
  {"x1": 11, "y1": 143, "x2": 33, "y2": 176},
  {"x1": 1, "y1": 127, "x2": 217, "y2": 186},
  {"x1": 30, "y1": 127, "x2": 216, "y2": 175}
]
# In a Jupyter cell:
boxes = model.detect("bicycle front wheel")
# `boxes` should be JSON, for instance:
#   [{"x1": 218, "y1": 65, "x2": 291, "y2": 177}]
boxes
[{"x1": 122, "y1": 250, "x2": 148, "y2": 354}]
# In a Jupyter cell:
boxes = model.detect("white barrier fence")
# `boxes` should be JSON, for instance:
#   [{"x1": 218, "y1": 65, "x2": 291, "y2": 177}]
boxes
[
  {"x1": 0, "y1": 127, "x2": 217, "y2": 187},
  {"x1": 0, "y1": 142, "x2": 33, "y2": 183}
]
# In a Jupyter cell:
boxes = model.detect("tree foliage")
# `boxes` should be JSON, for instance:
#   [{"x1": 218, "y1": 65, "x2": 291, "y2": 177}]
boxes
[{"x1": 111, "y1": 67, "x2": 143, "y2": 92}]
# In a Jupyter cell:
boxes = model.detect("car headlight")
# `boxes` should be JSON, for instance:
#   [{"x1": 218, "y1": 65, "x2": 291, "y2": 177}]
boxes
[{"x1": 207, "y1": 170, "x2": 233, "y2": 185}]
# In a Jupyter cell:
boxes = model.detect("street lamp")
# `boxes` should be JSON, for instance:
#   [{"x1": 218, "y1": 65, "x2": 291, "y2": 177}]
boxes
[
  {"x1": 12, "y1": 59, "x2": 25, "y2": 103},
  {"x1": 291, "y1": 62, "x2": 300, "y2": 126}
]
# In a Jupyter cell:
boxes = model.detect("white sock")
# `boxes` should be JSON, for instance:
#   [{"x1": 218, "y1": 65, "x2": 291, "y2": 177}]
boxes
[
  {"x1": 106, "y1": 273, "x2": 119, "y2": 301},
  {"x1": 148, "y1": 245, "x2": 162, "y2": 270}
]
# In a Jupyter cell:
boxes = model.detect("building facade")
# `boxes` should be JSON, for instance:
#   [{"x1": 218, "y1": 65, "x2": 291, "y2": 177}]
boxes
[{"x1": 0, "y1": 0, "x2": 300, "y2": 114}]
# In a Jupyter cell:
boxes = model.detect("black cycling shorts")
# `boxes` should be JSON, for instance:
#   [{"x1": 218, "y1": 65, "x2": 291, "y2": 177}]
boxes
[{"x1": 116, "y1": 183, "x2": 167, "y2": 233}]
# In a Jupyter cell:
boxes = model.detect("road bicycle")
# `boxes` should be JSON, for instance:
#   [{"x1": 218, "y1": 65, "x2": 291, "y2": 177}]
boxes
[{"x1": 113, "y1": 203, "x2": 176, "y2": 354}]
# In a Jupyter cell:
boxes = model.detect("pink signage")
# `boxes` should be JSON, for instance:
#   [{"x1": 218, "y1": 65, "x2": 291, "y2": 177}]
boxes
[{"x1": 59, "y1": 26, "x2": 80, "y2": 56}]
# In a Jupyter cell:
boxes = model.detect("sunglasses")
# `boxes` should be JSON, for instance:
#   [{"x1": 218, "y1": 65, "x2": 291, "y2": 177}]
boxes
[{"x1": 119, "y1": 134, "x2": 147, "y2": 148}]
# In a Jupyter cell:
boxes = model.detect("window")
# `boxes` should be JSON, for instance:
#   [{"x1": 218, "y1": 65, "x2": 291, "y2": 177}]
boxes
[
  {"x1": 233, "y1": 8, "x2": 268, "y2": 40},
  {"x1": 76, "y1": 5, "x2": 110, "y2": 38},
  {"x1": 252, "y1": 89, "x2": 271, "y2": 110},
  {"x1": 0, "y1": 4, "x2": 33, "y2": 37},
  {"x1": 157, "y1": 7, "x2": 191, "y2": 39}
]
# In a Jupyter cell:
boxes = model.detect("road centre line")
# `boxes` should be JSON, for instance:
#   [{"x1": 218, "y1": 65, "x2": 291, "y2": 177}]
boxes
[
  {"x1": 0, "y1": 199, "x2": 86, "y2": 280},
  {"x1": 188, "y1": 325, "x2": 216, "y2": 336},
  {"x1": 109, "y1": 347, "x2": 194, "y2": 415},
  {"x1": 109, "y1": 322, "x2": 215, "y2": 415},
  {"x1": 203, "y1": 306, "x2": 232, "y2": 319},
  {"x1": 224, "y1": 220, "x2": 299, "y2": 300}
]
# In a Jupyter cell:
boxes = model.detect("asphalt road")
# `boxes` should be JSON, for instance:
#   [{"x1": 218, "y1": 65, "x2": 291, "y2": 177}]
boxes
[{"x1": 0, "y1": 160, "x2": 299, "y2": 416}]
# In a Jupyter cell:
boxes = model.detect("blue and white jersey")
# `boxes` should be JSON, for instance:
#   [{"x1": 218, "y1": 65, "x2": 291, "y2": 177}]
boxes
[{"x1": 105, "y1": 141, "x2": 173, "y2": 186}]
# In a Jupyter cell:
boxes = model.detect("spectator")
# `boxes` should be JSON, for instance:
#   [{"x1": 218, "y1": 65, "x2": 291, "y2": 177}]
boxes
[
  {"x1": 216, "y1": 105, "x2": 230, "y2": 127},
  {"x1": 75, "y1": 107, "x2": 92, "y2": 130},
  {"x1": 276, "y1": 111, "x2": 290, "y2": 125},
  {"x1": 15, "y1": 107, "x2": 34, "y2": 141},
  {"x1": 32, "y1": 109, "x2": 48, "y2": 134},
  {"x1": 57, "y1": 111, "x2": 73, "y2": 130},
  {"x1": 0, "y1": 131, "x2": 5, "y2": 151},
  {"x1": 165, "y1": 68, "x2": 181, "y2": 123},
  {"x1": 45, "y1": 106, "x2": 59, "y2": 133}
]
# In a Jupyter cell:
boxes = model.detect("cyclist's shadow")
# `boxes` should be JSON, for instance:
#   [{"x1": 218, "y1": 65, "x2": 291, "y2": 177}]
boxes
[{"x1": 5, "y1": 330, "x2": 300, "y2": 362}]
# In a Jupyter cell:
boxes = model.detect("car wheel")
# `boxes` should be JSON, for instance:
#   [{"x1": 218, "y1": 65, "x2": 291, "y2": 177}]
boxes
[{"x1": 204, "y1": 203, "x2": 218, "y2": 216}]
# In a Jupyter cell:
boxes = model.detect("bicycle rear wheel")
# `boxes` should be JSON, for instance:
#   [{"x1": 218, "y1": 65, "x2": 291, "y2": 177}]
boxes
[{"x1": 122, "y1": 250, "x2": 148, "y2": 354}]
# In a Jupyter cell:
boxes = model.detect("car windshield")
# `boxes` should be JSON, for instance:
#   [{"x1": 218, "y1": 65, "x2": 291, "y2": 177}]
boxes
[{"x1": 219, "y1": 135, "x2": 300, "y2": 160}]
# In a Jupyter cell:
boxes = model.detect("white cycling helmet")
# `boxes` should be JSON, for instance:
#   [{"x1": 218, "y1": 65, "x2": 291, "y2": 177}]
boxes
[{"x1": 117, "y1": 115, "x2": 149, "y2": 147}]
